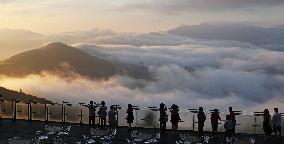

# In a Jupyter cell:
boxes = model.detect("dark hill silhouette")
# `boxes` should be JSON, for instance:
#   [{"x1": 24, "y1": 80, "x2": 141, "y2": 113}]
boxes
[
  {"x1": 0, "y1": 86, "x2": 46, "y2": 103},
  {"x1": 0, "y1": 42, "x2": 152, "y2": 80}
]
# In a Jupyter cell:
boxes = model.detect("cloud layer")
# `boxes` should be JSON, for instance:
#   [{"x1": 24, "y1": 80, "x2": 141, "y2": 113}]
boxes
[
  {"x1": 1, "y1": 23, "x2": 284, "y2": 112},
  {"x1": 74, "y1": 43, "x2": 284, "y2": 107},
  {"x1": 1, "y1": 40, "x2": 284, "y2": 112}
]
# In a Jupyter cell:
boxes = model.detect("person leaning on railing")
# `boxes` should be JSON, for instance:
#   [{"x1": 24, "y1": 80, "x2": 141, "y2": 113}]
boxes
[
  {"x1": 170, "y1": 104, "x2": 180, "y2": 132},
  {"x1": 108, "y1": 105, "x2": 117, "y2": 129},
  {"x1": 88, "y1": 101, "x2": 96, "y2": 127},
  {"x1": 197, "y1": 107, "x2": 206, "y2": 138},
  {"x1": 272, "y1": 108, "x2": 281, "y2": 137},
  {"x1": 126, "y1": 104, "x2": 134, "y2": 131},
  {"x1": 262, "y1": 109, "x2": 272, "y2": 140},
  {"x1": 228, "y1": 107, "x2": 236, "y2": 135},
  {"x1": 159, "y1": 103, "x2": 168, "y2": 134},
  {"x1": 211, "y1": 109, "x2": 222, "y2": 136},
  {"x1": 98, "y1": 101, "x2": 107, "y2": 129}
]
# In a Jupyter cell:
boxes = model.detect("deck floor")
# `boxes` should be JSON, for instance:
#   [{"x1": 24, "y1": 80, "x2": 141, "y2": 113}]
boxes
[{"x1": 0, "y1": 119, "x2": 283, "y2": 144}]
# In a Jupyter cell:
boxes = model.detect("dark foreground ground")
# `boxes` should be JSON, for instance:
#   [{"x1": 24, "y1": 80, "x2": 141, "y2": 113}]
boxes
[{"x1": 0, "y1": 119, "x2": 282, "y2": 144}]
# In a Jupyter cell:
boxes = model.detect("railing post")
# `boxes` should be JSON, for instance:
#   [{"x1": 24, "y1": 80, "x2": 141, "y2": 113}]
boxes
[
  {"x1": 46, "y1": 106, "x2": 49, "y2": 122},
  {"x1": 80, "y1": 108, "x2": 83, "y2": 124},
  {"x1": 13, "y1": 100, "x2": 17, "y2": 121},
  {"x1": 44, "y1": 103, "x2": 47, "y2": 122},
  {"x1": 78, "y1": 103, "x2": 86, "y2": 126},
  {"x1": 116, "y1": 107, "x2": 119, "y2": 128},
  {"x1": 193, "y1": 115, "x2": 195, "y2": 132},
  {"x1": 254, "y1": 117, "x2": 257, "y2": 135},
  {"x1": 62, "y1": 101, "x2": 70, "y2": 124},
  {"x1": 11, "y1": 99, "x2": 14, "y2": 120},
  {"x1": 29, "y1": 103, "x2": 32, "y2": 121},
  {"x1": 63, "y1": 104, "x2": 66, "y2": 123},
  {"x1": 26, "y1": 102, "x2": 30, "y2": 120},
  {"x1": 62, "y1": 103, "x2": 64, "y2": 123},
  {"x1": 188, "y1": 108, "x2": 198, "y2": 132}
]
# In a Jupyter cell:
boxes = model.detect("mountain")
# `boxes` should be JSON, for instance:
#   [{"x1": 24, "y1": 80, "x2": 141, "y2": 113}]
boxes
[
  {"x1": 168, "y1": 23, "x2": 284, "y2": 50},
  {"x1": 0, "y1": 86, "x2": 46, "y2": 103},
  {"x1": 0, "y1": 42, "x2": 152, "y2": 79}
]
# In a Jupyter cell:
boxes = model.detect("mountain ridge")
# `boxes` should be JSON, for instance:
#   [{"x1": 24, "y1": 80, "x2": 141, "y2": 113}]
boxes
[
  {"x1": 0, "y1": 86, "x2": 47, "y2": 103},
  {"x1": 0, "y1": 42, "x2": 152, "y2": 80},
  {"x1": 168, "y1": 23, "x2": 284, "y2": 50}
]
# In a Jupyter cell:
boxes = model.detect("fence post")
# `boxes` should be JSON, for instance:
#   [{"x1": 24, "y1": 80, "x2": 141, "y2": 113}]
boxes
[{"x1": 193, "y1": 115, "x2": 195, "y2": 132}]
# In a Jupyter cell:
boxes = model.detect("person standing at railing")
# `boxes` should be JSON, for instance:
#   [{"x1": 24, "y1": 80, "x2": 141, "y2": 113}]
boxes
[
  {"x1": 211, "y1": 109, "x2": 222, "y2": 136},
  {"x1": 263, "y1": 109, "x2": 272, "y2": 140},
  {"x1": 108, "y1": 105, "x2": 117, "y2": 129},
  {"x1": 170, "y1": 104, "x2": 180, "y2": 131},
  {"x1": 98, "y1": 101, "x2": 107, "y2": 129},
  {"x1": 159, "y1": 103, "x2": 168, "y2": 134},
  {"x1": 126, "y1": 104, "x2": 134, "y2": 131},
  {"x1": 88, "y1": 101, "x2": 96, "y2": 128},
  {"x1": 197, "y1": 107, "x2": 206, "y2": 138},
  {"x1": 228, "y1": 107, "x2": 236, "y2": 135},
  {"x1": 272, "y1": 108, "x2": 281, "y2": 137}
]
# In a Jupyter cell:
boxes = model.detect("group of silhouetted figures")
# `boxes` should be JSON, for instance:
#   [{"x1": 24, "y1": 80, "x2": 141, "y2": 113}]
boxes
[
  {"x1": 88, "y1": 101, "x2": 132, "y2": 129},
  {"x1": 88, "y1": 101, "x2": 282, "y2": 141}
]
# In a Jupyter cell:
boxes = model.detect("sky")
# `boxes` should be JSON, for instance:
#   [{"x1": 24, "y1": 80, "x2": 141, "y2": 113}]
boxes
[
  {"x1": 0, "y1": 0, "x2": 284, "y2": 112},
  {"x1": 1, "y1": 0, "x2": 284, "y2": 33}
]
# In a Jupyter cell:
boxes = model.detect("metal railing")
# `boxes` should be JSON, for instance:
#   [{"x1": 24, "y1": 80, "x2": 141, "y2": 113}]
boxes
[{"x1": 0, "y1": 100, "x2": 283, "y2": 135}]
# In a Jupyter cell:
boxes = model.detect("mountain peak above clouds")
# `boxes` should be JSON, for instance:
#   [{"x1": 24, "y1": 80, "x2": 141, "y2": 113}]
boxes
[{"x1": 0, "y1": 42, "x2": 152, "y2": 80}]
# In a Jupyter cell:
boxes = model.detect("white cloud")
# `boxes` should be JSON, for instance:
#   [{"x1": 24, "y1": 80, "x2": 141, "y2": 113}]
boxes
[
  {"x1": 1, "y1": 40, "x2": 284, "y2": 112},
  {"x1": 1, "y1": 23, "x2": 284, "y2": 112}
]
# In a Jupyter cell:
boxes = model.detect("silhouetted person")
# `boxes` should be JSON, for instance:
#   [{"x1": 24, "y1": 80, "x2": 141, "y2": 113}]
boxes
[
  {"x1": 263, "y1": 109, "x2": 272, "y2": 139},
  {"x1": 159, "y1": 103, "x2": 168, "y2": 134},
  {"x1": 197, "y1": 107, "x2": 206, "y2": 138},
  {"x1": 272, "y1": 108, "x2": 281, "y2": 136},
  {"x1": 170, "y1": 104, "x2": 180, "y2": 131},
  {"x1": 126, "y1": 104, "x2": 134, "y2": 131},
  {"x1": 108, "y1": 105, "x2": 117, "y2": 129},
  {"x1": 98, "y1": 101, "x2": 107, "y2": 129},
  {"x1": 224, "y1": 115, "x2": 233, "y2": 139},
  {"x1": 88, "y1": 101, "x2": 96, "y2": 127},
  {"x1": 211, "y1": 109, "x2": 221, "y2": 136},
  {"x1": 228, "y1": 107, "x2": 236, "y2": 135}
]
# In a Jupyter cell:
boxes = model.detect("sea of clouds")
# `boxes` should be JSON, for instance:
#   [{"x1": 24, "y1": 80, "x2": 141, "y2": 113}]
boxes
[
  {"x1": 1, "y1": 31, "x2": 284, "y2": 112},
  {"x1": 73, "y1": 41, "x2": 284, "y2": 111},
  {"x1": 0, "y1": 27, "x2": 284, "y2": 110}
]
